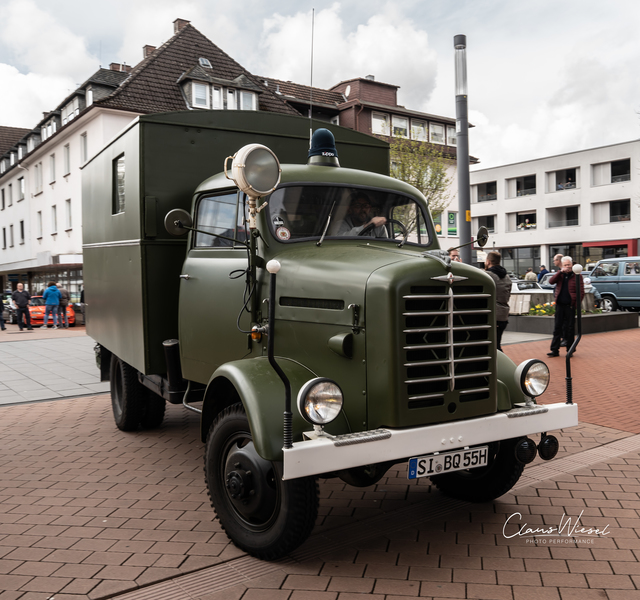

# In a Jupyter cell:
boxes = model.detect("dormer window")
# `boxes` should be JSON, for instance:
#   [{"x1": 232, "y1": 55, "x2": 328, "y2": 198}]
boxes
[
  {"x1": 18, "y1": 147, "x2": 24, "y2": 159},
  {"x1": 61, "y1": 97, "x2": 80, "y2": 125},
  {"x1": 193, "y1": 82, "x2": 209, "y2": 108},
  {"x1": 238, "y1": 90, "x2": 257, "y2": 111},
  {"x1": 199, "y1": 57, "x2": 212, "y2": 68}
]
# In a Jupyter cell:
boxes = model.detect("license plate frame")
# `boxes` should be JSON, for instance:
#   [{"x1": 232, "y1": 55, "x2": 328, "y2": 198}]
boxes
[{"x1": 408, "y1": 446, "x2": 489, "y2": 480}]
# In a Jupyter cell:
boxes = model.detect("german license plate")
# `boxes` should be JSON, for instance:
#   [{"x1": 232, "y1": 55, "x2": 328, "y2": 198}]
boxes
[{"x1": 408, "y1": 446, "x2": 489, "y2": 480}]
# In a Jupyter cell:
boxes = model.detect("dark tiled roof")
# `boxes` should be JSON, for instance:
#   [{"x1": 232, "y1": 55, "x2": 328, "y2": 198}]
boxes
[
  {"x1": 85, "y1": 69, "x2": 130, "y2": 87},
  {"x1": 0, "y1": 126, "x2": 31, "y2": 155},
  {"x1": 97, "y1": 24, "x2": 299, "y2": 116},
  {"x1": 258, "y1": 77, "x2": 344, "y2": 108}
]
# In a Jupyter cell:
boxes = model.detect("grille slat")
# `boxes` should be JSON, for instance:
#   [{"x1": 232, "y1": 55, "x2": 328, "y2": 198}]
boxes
[{"x1": 401, "y1": 280, "x2": 494, "y2": 410}]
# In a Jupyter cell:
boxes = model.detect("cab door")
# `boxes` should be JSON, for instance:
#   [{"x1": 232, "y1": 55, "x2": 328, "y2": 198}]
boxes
[{"x1": 179, "y1": 191, "x2": 251, "y2": 384}]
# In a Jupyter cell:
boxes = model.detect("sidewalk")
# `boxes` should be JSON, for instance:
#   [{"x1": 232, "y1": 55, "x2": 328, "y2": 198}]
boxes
[{"x1": 0, "y1": 327, "x2": 639, "y2": 600}]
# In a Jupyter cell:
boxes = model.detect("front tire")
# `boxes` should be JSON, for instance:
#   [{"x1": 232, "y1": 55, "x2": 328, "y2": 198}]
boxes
[
  {"x1": 205, "y1": 403, "x2": 318, "y2": 559},
  {"x1": 601, "y1": 296, "x2": 618, "y2": 312},
  {"x1": 430, "y1": 439, "x2": 525, "y2": 503}
]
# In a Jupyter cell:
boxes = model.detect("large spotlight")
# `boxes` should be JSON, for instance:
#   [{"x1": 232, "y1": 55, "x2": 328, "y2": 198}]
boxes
[{"x1": 225, "y1": 144, "x2": 281, "y2": 199}]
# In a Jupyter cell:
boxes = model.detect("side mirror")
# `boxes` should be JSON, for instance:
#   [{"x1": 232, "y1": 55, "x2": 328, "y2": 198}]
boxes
[
  {"x1": 164, "y1": 209, "x2": 193, "y2": 236},
  {"x1": 476, "y1": 226, "x2": 489, "y2": 247}
]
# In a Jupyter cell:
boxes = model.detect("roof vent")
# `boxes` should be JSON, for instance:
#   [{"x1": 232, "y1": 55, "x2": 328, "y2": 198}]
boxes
[
  {"x1": 365, "y1": 74, "x2": 375, "y2": 81},
  {"x1": 173, "y1": 18, "x2": 190, "y2": 34}
]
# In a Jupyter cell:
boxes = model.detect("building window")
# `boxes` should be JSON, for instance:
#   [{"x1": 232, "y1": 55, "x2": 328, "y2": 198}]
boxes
[
  {"x1": 610, "y1": 199, "x2": 630, "y2": 222},
  {"x1": 429, "y1": 123, "x2": 445, "y2": 144},
  {"x1": 548, "y1": 205, "x2": 579, "y2": 228},
  {"x1": 238, "y1": 91, "x2": 257, "y2": 111},
  {"x1": 392, "y1": 116, "x2": 408, "y2": 138},
  {"x1": 1, "y1": 188, "x2": 4, "y2": 210},
  {"x1": 51, "y1": 205, "x2": 58, "y2": 234},
  {"x1": 611, "y1": 159, "x2": 630, "y2": 183},
  {"x1": 516, "y1": 211, "x2": 537, "y2": 230},
  {"x1": 2, "y1": 227, "x2": 5, "y2": 249},
  {"x1": 193, "y1": 82, "x2": 209, "y2": 108},
  {"x1": 27, "y1": 138, "x2": 34, "y2": 152},
  {"x1": 19, "y1": 220, "x2": 24, "y2": 244},
  {"x1": 8, "y1": 184, "x2": 12, "y2": 206},
  {"x1": 17, "y1": 177, "x2": 24, "y2": 200},
  {"x1": 371, "y1": 112, "x2": 390, "y2": 135},
  {"x1": 35, "y1": 162, "x2": 43, "y2": 194},
  {"x1": 1, "y1": 159, "x2": 5, "y2": 173},
  {"x1": 10, "y1": 153, "x2": 15, "y2": 166},
  {"x1": 411, "y1": 120, "x2": 427, "y2": 141},
  {"x1": 37, "y1": 211, "x2": 42, "y2": 238},
  {"x1": 65, "y1": 199, "x2": 72, "y2": 230},
  {"x1": 80, "y1": 133, "x2": 88, "y2": 163},
  {"x1": 64, "y1": 144, "x2": 70, "y2": 175},
  {"x1": 212, "y1": 86, "x2": 222, "y2": 109},
  {"x1": 432, "y1": 212, "x2": 443, "y2": 236},
  {"x1": 61, "y1": 97, "x2": 80, "y2": 125},
  {"x1": 113, "y1": 154, "x2": 125, "y2": 214},
  {"x1": 447, "y1": 212, "x2": 457, "y2": 236},
  {"x1": 446, "y1": 125, "x2": 457, "y2": 146},
  {"x1": 478, "y1": 215, "x2": 495, "y2": 233},
  {"x1": 199, "y1": 57, "x2": 212, "y2": 68},
  {"x1": 227, "y1": 89, "x2": 237, "y2": 110},
  {"x1": 87, "y1": 88, "x2": 94, "y2": 106},
  {"x1": 477, "y1": 181, "x2": 497, "y2": 202},
  {"x1": 506, "y1": 175, "x2": 536, "y2": 198},
  {"x1": 9, "y1": 224, "x2": 14, "y2": 247},
  {"x1": 50, "y1": 154, "x2": 56, "y2": 183},
  {"x1": 552, "y1": 167, "x2": 577, "y2": 190}
]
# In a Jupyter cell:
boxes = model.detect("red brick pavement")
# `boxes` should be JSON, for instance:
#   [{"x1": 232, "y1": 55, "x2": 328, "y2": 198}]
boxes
[
  {"x1": 503, "y1": 328, "x2": 640, "y2": 433},
  {"x1": 0, "y1": 328, "x2": 639, "y2": 599}
]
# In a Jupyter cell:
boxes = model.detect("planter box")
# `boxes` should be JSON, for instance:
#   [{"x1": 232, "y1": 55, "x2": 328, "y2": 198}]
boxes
[{"x1": 508, "y1": 311, "x2": 639, "y2": 335}]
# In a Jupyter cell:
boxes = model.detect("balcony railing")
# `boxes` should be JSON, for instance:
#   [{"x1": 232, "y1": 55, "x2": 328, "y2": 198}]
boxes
[
  {"x1": 610, "y1": 214, "x2": 631, "y2": 222},
  {"x1": 548, "y1": 219, "x2": 579, "y2": 228},
  {"x1": 478, "y1": 194, "x2": 497, "y2": 202},
  {"x1": 556, "y1": 182, "x2": 576, "y2": 190},
  {"x1": 516, "y1": 188, "x2": 536, "y2": 196},
  {"x1": 516, "y1": 222, "x2": 537, "y2": 231},
  {"x1": 612, "y1": 174, "x2": 630, "y2": 183}
]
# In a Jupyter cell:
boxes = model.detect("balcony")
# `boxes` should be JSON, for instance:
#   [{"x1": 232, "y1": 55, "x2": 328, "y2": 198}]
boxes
[
  {"x1": 612, "y1": 173, "x2": 630, "y2": 183},
  {"x1": 549, "y1": 219, "x2": 579, "y2": 228},
  {"x1": 516, "y1": 222, "x2": 537, "y2": 231},
  {"x1": 516, "y1": 188, "x2": 536, "y2": 197},
  {"x1": 478, "y1": 193, "x2": 497, "y2": 202},
  {"x1": 610, "y1": 213, "x2": 631, "y2": 222}
]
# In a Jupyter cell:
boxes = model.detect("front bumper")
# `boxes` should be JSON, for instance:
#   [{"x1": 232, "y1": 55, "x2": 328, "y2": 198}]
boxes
[{"x1": 282, "y1": 402, "x2": 578, "y2": 480}]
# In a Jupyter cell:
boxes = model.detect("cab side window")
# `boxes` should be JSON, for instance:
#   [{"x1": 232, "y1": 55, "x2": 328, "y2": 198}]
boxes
[
  {"x1": 625, "y1": 262, "x2": 640, "y2": 275},
  {"x1": 194, "y1": 193, "x2": 247, "y2": 248},
  {"x1": 594, "y1": 263, "x2": 618, "y2": 277}
]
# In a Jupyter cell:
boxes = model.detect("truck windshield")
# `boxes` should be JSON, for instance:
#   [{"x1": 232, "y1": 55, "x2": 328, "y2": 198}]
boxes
[{"x1": 266, "y1": 185, "x2": 431, "y2": 245}]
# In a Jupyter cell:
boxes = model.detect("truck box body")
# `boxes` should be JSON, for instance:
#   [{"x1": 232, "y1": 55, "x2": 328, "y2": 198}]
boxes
[{"x1": 82, "y1": 111, "x2": 389, "y2": 375}]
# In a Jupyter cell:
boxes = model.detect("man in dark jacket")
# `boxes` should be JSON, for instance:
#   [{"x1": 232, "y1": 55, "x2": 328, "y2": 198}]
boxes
[
  {"x1": 547, "y1": 256, "x2": 584, "y2": 357},
  {"x1": 12, "y1": 283, "x2": 32, "y2": 331},
  {"x1": 537, "y1": 265, "x2": 549, "y2": 281},
  {"x1": 485, "y1": 251, "x2": 511, "y2": 351}
]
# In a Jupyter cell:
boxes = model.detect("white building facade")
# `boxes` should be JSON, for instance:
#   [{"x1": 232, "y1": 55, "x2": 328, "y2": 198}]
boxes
[{"x1": 470, "y1": 140, "x2": 639, "y2": 276}]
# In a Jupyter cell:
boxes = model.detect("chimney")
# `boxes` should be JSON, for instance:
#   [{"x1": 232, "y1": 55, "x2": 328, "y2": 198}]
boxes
[
  {"x1": 174, "y1": 18, "x2": 190, "y2": 34},
  {"x1": 110, "y1": 62, "x2": 132, "y2": 73},
  {"x1": 365, "y1": 74, "x2": 375, "y2": 81},
  {"x1": 143, "y1": 45, "x2": 156, "y2": 59}
]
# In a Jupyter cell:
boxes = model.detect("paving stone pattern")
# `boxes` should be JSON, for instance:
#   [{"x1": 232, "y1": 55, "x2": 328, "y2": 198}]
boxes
[{"x1": 0, "y1": 327, "x2": 639, "y2": 599}]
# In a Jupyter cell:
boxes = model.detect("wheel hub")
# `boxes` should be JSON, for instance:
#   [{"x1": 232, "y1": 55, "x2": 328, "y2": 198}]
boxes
[{"x1": 225, "y1": 468, "x2": 253, "y2": 500}]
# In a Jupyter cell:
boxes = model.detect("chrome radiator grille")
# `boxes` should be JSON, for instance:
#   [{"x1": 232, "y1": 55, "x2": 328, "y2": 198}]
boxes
[{"x1": 402, "y1": 284, "x2": 493, "y2": 410}]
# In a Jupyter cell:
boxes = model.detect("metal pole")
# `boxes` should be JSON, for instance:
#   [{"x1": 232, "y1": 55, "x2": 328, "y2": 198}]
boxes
[{"x1": 454, "y1": 35, "x2": 471, "y2": 264}]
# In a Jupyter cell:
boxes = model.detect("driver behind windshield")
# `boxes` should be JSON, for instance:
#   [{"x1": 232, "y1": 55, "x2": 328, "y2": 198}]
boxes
[{"x1": 335, "y1": 192, "x2": 387, "y2": 237}]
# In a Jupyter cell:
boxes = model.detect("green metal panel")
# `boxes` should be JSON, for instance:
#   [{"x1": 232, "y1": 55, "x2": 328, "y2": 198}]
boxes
[{"x1": 83, "y1": 111, "x2": 390, "y2": 375}]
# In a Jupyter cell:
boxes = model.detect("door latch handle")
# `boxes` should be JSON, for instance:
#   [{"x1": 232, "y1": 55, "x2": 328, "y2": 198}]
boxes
[{"x1": 179, "y1": 274, "x2": 192, "y2": 280}]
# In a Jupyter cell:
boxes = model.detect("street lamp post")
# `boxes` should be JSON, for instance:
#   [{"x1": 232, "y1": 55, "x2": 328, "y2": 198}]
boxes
[{"x1": 454, "y1": 35, "x2": 471, "y2": 264}]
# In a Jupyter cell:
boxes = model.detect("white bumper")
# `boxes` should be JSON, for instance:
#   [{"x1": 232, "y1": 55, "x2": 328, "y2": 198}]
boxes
[{"x1": 282, "y1": 402, "x2": 578, "y2": 480}]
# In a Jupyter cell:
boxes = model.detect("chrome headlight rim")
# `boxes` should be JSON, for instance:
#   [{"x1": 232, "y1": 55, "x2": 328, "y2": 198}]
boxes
[
  {"x1": 297, "y1": 377, "x2": 344, "y2": 426},
  {"x1": 515, "y1": 359, "x2": 550, "y2": 398}
]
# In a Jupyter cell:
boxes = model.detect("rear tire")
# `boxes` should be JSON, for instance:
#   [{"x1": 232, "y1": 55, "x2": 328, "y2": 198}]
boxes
[
  {"x1": 205, "y1": 403, "x2": 318, "y2": 559},
  {"x1": 110, "y1": 355, "x2": 146, "y2": 431},
  {"x1": 430, "y1": 439, "x2": 524, "y2": 503}
]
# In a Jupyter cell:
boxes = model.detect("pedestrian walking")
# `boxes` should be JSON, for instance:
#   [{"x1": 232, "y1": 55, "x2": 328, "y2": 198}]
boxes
[
  {"x1": 56, "y1": 282, "x2": 71, "y2": 328},
  {"x1": 484, "y1": 251, "x2": 511, "y2": 351},
  {"x1": 42, "y1": 281, "x2": 62, "y2": 329},
  {"x1": 11, "y1": 283, "x2": 32, "y2": 331},
  {"x1": 547, "y1": 256, "x2": 584, "y2": 357}
]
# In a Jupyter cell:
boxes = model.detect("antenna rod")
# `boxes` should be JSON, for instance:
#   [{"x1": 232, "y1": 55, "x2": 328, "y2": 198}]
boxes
[{"x1": 309, "y1": 8, "x2": 315, "y2": 146}]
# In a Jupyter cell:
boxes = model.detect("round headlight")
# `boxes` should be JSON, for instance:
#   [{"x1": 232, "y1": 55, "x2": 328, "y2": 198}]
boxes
[
  {"x1": 225, "y1": 144, "x2": 281, "y2": 199},
  {"x1": 297, "y1": 378, "x2": 343, "y2": 425},
  {"x1": 514, "y1": 359, "x2": 550, "y2": 398}
]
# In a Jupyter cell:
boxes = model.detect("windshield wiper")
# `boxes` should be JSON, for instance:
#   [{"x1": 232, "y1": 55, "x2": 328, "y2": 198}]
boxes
[{"x1": 316, "y1": 201, "x2": 336, "y2": 247}]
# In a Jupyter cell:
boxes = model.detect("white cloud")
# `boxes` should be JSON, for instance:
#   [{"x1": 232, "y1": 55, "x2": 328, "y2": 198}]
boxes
[{"x1": 256, "y1": 4, "x2": 438, "y2": 107}]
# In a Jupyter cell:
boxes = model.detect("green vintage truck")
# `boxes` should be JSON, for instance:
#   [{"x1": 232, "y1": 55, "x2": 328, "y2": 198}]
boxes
[{"x1": 83, "y1": 111, "x2": 577, "y2": 559}]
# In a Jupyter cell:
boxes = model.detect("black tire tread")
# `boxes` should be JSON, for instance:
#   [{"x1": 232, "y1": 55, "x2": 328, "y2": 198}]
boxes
[
  {"x1": 204, "y1": 403, "x2": 318, "y2": 560},
  {"x1": 110, "y1": 356, "x2": 144, "y2": 431}
]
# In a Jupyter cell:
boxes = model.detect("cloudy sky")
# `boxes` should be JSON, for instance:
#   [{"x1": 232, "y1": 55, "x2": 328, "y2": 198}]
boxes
[{"x1": 1, "y1": 0, "x2": 639, "y2": 168}]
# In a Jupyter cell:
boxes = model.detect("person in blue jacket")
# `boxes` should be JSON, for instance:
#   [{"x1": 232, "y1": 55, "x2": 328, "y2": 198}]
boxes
[{"x1": 42, "y1": 281, "x2": 62, "y2": 329}]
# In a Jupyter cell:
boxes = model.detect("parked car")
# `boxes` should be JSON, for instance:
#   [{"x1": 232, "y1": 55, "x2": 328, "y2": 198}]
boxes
[
  {"x1": 538, "y1": 272, "x2": 594, "y2": 294},
  {"x1": 588, "y1": 257, "x2": 640, "y2": 312},
  {"x1": 23, "y1": 296, "x2": 76, "y2": 327},
  {"x1": 511, "y1": 280, "x2": 552, "y2": 294}
]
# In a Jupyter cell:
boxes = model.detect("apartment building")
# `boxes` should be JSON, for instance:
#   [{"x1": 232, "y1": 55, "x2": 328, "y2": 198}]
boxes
[{"x1": 470, "y1": 140, "x2": 639, "y2": 276}]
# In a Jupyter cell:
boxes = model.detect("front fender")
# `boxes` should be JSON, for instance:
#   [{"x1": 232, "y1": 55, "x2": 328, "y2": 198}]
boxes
[
  {"x1": 203, "y1": 357, "x2": 351, "y2": 462},
  {"x1": 496, "y1": 350, "x2": 529, "y2": 409}
]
